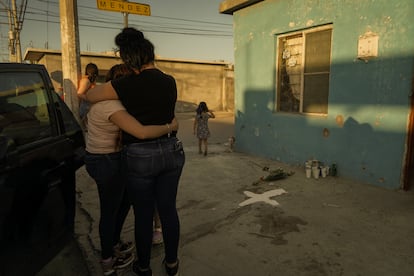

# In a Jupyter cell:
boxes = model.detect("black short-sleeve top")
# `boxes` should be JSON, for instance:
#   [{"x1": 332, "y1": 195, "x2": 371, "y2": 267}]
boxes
[{"x1": 111, "y1": 68, "x2": 177, "y2": 144}]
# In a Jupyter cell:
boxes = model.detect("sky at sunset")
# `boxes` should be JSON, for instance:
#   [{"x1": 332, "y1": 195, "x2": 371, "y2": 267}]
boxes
[{"x1": 0, "y1": 0, "x2": 234, "y2": 62}]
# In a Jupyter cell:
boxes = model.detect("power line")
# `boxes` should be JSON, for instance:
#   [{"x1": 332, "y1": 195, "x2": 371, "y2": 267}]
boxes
[
  {"x1": 1, "y1": 0, "x2": 233, "y2": 58},
  {"x1": 18, "y1": 1, "x2": 233, "y2": 37},
  {"x1": 18, "y1": 13, "x2": 233, "y2": 37}
]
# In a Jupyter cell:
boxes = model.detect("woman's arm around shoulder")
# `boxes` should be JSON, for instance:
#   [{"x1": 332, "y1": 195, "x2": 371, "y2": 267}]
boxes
[{"x1": 110, "y1": 110, "x2": 179, "y2": 139}]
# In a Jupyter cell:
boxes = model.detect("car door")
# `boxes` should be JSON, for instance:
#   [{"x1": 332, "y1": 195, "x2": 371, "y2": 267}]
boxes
[{"x1": 0, "y1": 64, "x2": 85, "y2": 275}]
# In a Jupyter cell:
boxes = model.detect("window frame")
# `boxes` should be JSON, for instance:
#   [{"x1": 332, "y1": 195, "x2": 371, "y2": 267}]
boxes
[
  {"x1": 275, "y1": 24, "x2": 333, "y2": 116},
  {"x1": 0, "y1": 71, "x2": 54, "y2": 146}
]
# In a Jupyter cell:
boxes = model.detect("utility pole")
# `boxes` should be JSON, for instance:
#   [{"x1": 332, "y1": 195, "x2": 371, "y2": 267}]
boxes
[
  {"x1": 123, "y1": 0, "x2": 128, "y2": 27},
  {"x1": 59, "y1": 0, "x2": 81, "y2": 116},
  {"x1": 11, "y1": 0, "x2": 22, "y2": 62},
  {"x1": 0, "y1": 0, "x2": 25, "y2": 62},
  {"x1": 6, "y1": 4, "x2": 16, "y2": 62},
  {"x1": 123, "y1": 12, "x2": 128, "y2": 27},
  {"x1": 9, "y1": 0, "x2": 22, "y2": 62}
]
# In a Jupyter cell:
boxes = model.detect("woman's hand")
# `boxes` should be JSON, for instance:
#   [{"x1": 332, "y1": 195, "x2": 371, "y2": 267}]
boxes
[{"x1": 170, "y1": 117, "x2": 179, "y2": 131}]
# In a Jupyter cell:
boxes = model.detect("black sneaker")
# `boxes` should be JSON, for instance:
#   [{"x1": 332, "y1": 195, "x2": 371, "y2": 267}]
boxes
[
  {"x1": 114, "y1": 241, "x2": 135, "y2": 257},
  {"x1": 101, "y1": 258, "x2": 116, "y2": 276},
  {"x1": 113, "y1": 253, "x2": 134, "y2": 269},
  {"x1": 163, "y1": 259, "x2": 179, "y2": 276},
  {"x1": 132, "y1": 261, "x2": 153, "y2": 276}
]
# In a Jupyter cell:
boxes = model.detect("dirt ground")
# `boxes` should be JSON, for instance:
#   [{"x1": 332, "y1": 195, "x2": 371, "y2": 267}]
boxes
[{"x1": 70, "y1": 111, "x2": 414, "y2": 276}]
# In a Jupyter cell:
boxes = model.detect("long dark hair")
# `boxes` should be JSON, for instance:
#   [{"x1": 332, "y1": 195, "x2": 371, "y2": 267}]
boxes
[
  {"x1": 196, "y1": 101, "x2": 208, "y2": 118},
  {"x1": 105, "y1": 63, "x2": 134, "y2": 82},
  {"x1": 85, "y1": 63, "x2": 98, "y2": 83},
  {"x1": 115, "y1": 27, "x2": 155, "y2": 71}
]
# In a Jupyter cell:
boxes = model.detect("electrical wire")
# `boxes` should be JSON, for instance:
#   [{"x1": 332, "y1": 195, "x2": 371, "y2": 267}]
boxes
[
  {"x1": 0, "y1": 0, "x2": 233, "y2": 59},
  {"x1": 2, "y1": 0, "x2": 233, "y2": 37}
]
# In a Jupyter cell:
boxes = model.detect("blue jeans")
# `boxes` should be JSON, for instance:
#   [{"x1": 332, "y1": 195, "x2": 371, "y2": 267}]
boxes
[
  {"x1": 123, "y1": 137, "x2": 185, "y2": 269},
  {"x1": 84, "y1": 151, "x2": 130, "y2": 259}
]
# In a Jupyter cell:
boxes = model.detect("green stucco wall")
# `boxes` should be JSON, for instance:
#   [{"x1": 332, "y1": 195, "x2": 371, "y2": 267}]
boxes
[{"x1": 232, "y1": 0, "x2": 414, "y2": 189}]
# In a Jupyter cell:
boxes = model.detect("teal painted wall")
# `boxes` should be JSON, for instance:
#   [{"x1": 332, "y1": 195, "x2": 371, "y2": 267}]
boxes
[{"x1": 233, "y1": 0, "x2": 414, "y2": 189}]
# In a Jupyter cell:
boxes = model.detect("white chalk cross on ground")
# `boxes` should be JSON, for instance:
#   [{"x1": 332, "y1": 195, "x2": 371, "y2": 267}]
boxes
[{"x1": 239, "y1": 188, "x2": 287, "y2": 207}]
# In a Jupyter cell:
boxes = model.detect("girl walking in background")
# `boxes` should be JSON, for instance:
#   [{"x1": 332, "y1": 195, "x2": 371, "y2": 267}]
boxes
[{"x1": 193, "y1": 101, "x2": 215, "y2": 156}]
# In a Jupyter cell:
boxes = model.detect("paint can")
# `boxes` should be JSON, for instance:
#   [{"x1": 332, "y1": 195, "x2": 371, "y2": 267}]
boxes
[
  {"x1": 331, "y1": 163, "x2": 337, "y2": 176},
  {"x1": 312, "y1": 166, "x2": 320, "y2": 179},
  {"x1": 306, "y1": 166, "x2": 312, "y2": 178},
  {"x1": 321, "y1": 166, "x2": 328, "y2": 177}
]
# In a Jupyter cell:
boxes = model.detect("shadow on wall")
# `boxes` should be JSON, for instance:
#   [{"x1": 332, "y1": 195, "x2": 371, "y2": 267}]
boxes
[
  {"x1": 50, "y1": 70, "x2": 63, "y2": 87},
  {"x1": 235, "y1": 88, "x2": 407, "y2": 189}
]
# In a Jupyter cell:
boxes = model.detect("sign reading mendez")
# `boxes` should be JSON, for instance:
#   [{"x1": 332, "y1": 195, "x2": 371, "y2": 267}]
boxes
[{"x1": 96, "y1": 0, "x2": 151, "y2": 16}]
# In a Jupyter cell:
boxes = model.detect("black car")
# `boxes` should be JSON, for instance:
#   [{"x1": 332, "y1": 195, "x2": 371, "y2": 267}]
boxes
[{"x1": 0, "y1": 63, "x2": 85, "y2": 275}]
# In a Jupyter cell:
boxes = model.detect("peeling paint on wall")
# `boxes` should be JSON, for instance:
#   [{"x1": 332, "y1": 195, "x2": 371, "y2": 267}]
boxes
[
  {"x1": 374, "y1": 114, "x2": 384, "y2": 126},
  {"x1": 248, "y1": 32, "x2": 254, "y2": 41},
  {"x1": 335, "y1": 115, "x2": 344, "y2": 128}
]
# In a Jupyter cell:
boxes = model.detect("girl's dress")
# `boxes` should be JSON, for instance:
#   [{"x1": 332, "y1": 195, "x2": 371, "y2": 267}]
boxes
[{"x1": 195, "y1": 112, "x2": 212, "y2": 139}]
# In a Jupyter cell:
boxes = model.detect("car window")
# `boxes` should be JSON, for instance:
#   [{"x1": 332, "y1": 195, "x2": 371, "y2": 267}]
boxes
[
  {"x1": 51, "y1": 91, "x2": 83, "y2": 135},
  {"x1": 0, "y1": 71, "x2": 52, "y2": 146}
]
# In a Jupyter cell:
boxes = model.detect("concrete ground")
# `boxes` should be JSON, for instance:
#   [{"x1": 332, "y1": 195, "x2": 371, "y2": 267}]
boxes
[{"x1": 39, "y1": 111, "x2": 414, "y2": 276}]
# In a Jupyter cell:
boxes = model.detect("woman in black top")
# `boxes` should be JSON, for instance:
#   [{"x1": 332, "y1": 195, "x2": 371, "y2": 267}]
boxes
[{"x1": 87, "y1": 27, "x2": 184, "y2": 276}]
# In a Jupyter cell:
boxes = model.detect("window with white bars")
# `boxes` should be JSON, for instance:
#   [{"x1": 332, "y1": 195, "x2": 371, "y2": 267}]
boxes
[{"x1": 276, "y1": 25, "x2": 332, "y2": 115}]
